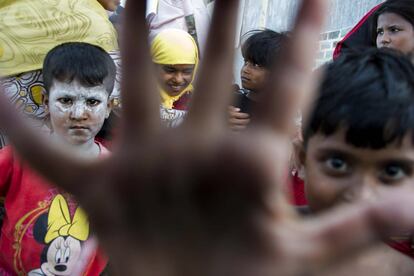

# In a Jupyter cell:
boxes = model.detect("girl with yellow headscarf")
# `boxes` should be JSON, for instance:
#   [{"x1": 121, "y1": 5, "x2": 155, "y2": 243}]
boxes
[{"x1": 151, "y1": 29, "x2": 199, "y2": 110}]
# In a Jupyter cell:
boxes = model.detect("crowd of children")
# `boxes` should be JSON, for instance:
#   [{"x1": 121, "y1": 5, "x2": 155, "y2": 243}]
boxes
[{"x1": 2, "y1": 0, "x2": 414, "y2": 275}]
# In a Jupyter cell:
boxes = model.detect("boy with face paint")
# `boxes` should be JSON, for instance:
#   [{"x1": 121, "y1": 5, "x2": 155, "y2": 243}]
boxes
[
  {"x1": 299, "y1": 48, "x2": 414, "y2": 274},
  {"x1": 0, "y1": 42, "x2": 115, "y2": 275},
  {"x1": 42, "y1": 42, "x2": 114, "y2": 156}
]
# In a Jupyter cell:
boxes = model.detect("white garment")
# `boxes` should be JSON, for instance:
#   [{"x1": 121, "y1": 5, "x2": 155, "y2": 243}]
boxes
[{"x1": 147, "y1": 0, "x2": 211, "y2": 55}]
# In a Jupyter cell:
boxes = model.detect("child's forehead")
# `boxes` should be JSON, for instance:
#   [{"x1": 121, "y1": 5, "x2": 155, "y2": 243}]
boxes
[
  {"x1": 307, "y1": 129, "x2": 414, "y2": 157},
  {"x1": 49, "y1": 80, "x2": 109, "y2": 98}
]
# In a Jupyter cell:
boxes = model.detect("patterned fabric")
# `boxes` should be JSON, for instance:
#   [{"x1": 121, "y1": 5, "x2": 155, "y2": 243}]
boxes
[
  {"x1": 172, "y1": 91, "x2": 192, "y2": 110},
  {"x1": 0, "y1": 0, "x2": 118, "y2": 76},
  {"x1": 147, "y1": 0, "x2": 211, "y2": 55},
  {"x1": 160, "y1": 106, "x2": 187, "y2": 128},
  {"x1": 1, "y1": 70, "x2": 47, "y2": 118}
]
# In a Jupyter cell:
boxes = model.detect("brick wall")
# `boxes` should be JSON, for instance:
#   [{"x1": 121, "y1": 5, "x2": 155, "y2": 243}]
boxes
[{"x1": 315, "y1": 27, "x2": 352, "y2": 67}]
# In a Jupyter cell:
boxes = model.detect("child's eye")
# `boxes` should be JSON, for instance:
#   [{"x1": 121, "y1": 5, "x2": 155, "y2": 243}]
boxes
[
  {"x1": 390, "y1": 27, "x2": 401, "y2": 33},
  {"x1": 163, "y1": 66, "x2": 176, "y2": 73},
  {"x1": 376, "y1": 28, "x2": 384, "y2": 35},
  {"x1": 58, "y1": 98, "x2": 72, "y2": 105},
  {"x1": 87, "y1": 99, "x2": 101, "y2": 106},
  {"x1": 379, "y1": 164, "x2": 408, "y2": 183},
  {"x1": 243, "y1": 60, "x2": 263, "y2": 69},
  {"x1": 183, "y1": 69, "x2": 194, "y2": 75},
  {"x1": 324, "y1": 157, "x2": 349, "y2": 173}
]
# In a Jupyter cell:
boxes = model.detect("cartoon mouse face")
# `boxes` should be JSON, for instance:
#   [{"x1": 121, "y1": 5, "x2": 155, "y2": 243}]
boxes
[
  {"x1": 29, "y1": 195, "x2": 90, "y2": 276},
  {"x1": 40, "y1": 236, "x2": 82, "y2": 276}
]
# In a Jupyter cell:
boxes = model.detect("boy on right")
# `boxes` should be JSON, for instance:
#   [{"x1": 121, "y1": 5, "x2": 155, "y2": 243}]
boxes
[{"x1": 301, "y1": 48, "x2": 414, "y2": 274}]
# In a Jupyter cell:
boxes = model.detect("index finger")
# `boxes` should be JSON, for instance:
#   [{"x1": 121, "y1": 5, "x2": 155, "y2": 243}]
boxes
[
  {"x1": 119, "y1": 1, "x2": 161, "y2": 144},
  {"x1": 184, "y1": 0, "x2": 240, "y2": 134}
]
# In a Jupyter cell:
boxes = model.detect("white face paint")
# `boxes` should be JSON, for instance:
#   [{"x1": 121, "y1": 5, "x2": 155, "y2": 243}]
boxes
[{"x1": 47, "y1": 80, "x2": 111, "y2": 146}]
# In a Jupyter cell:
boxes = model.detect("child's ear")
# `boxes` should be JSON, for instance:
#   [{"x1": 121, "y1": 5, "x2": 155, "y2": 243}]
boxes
[
  {"x1": 42, "y1": 94, "x2": 49, "y2": 107},
  {"x1": 106, "y1": 97, "x2": 114, "y2": 119},
  {"x1": 42, "y1": 94, "x2": 49, "y2": 115},
  {"x1": 298, "y1": 142, "x2": 306, "y2": 168},
  {"x1": 292, "y1": 138, "x2": 306, "y2": 167}
]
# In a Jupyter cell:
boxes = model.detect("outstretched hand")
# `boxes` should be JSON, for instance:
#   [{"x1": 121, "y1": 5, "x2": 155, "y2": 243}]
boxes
[{"x1": 2, "y1": 1, "x2": 414, "y2": 275}]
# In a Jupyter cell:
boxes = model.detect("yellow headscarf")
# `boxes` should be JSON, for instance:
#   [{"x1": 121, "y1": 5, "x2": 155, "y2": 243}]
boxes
[{"x1": 151, "y1": 29, "x2": 199, "y2": 109}]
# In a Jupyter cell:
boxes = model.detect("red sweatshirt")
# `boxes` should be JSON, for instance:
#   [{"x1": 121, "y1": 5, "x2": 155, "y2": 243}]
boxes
[{"x1": 0, "y1": 144, "x2": 108, "y2": 275}]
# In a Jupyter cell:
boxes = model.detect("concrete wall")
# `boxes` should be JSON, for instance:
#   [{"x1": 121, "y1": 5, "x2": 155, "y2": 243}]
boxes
[
  {"x1": 234, "y1": 0, "x2": 384, "y2": 82},
  {"x1": 240, "y1": 0, "x2": 383, "y2": 34},
  {"x1": 326, "y1": 0, "x2": 383, "y2": 31}
]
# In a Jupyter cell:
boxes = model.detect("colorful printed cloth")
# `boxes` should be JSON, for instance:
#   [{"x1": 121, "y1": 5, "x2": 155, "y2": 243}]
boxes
[
  {"x1": 160, "y1": 106, "x2": 187, "y2": 128},
  {"x1": 0, "y1": 0, "x2": 118, "y2": 76}
]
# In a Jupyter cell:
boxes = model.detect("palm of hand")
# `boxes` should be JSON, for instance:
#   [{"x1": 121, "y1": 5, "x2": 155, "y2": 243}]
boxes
[{"x1": 2, "y1": 1, "x2": 414, "y2": 275}]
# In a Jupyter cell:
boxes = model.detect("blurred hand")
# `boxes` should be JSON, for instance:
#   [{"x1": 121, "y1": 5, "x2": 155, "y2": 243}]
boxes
[{"x1": 2, "y1": 1, "x2": 414, "y2": 275}]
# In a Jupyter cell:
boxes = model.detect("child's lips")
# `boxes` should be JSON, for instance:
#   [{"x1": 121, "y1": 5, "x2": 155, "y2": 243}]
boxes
[
  {"x1": 70, "y1": 125, "x2": 89, "y2": 130},
  {"x1": 169, "y1": 84, "x2": 185, "y2": 92},
  {"x1": 241, "y1": 76, "x2": 250, "y2": 82}
]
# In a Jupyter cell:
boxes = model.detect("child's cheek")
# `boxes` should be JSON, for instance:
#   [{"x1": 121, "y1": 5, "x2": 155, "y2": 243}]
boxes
[
  {"x1": 51, "y1": 103, "x2": 71, "y2": 117},
  {"x1": 91, "y1": 103, "x2": 109, "y2": 121}
]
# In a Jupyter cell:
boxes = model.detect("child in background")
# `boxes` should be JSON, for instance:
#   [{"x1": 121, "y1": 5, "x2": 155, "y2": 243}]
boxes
[
  {"x1": 374, "y1": 0, "x2": 414, "y2": 61},
  {"x1": 300, "y1": 48, "x2": 414, "y2": 274},
  {"x1": 229, "y1": 29, "x2": 288, "y2": 131},
  {"x1": 228, "y1": 29, "x2": 306, "y2": 205},
  {"x1": 0, "y1": 42, "x2": 114, "y2": 275},
  {"x1": 151, "y1": 29, "x2": 199, "y2": 111}
]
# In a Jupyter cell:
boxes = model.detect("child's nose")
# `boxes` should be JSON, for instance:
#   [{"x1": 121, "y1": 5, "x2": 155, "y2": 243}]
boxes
[
  {"x1": 173, "y1": 72, "x2": 185, "y2": 83},
  {"x1": 70, "y1": 103, "x2": 88, "y2": 120},
  {"x1": 357, "y1": 184, "x2": 378, "y2": 202},
  {"x1": 380, "y1": 33, "x2": 391, "y2": 46},
  {"x1": 345, "y1": 175, "x2": 379, "y2": 202},
  {"x1": 242, "y1": 65, "x2": 250, "y2": 74}
]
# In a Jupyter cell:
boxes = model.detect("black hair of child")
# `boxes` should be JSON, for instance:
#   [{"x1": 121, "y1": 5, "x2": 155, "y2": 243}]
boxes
[
  {"x1": 303, "y1": 48, "x2": 414, "y2": 149},
  {"x1": 372, "y1": 0, "x2": 414, "y2": 43},
  {"x1": 241, "y1": 29, "x2": 288, "y2": 69},
  {"x1": 43, "y1": 42, "x2": 116, "y2": 95}
]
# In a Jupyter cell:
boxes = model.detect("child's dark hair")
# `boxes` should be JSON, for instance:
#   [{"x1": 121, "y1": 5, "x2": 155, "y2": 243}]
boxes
[
  {"x1": 303, "y1": 48, "x2": 414, "y2": 149},
  {"x1": 241, "y1": 29, "x2": 288, "y2": 68},
  {"x1": 372, "y1": 0, "x2": 414, "y2": 43},
  {"x1": 43, "y1": 42, "x2": 116, "y2": 95}
]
